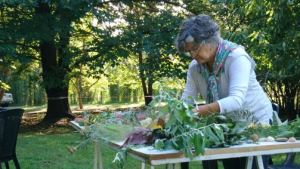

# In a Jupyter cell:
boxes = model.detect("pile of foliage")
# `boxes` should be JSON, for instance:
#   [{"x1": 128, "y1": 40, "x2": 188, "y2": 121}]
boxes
[
  {"x1": 138, "y1": 90, "x2": 299, "y2": 154},
  {"x1": 71, "y1": 90, "x2": 300, "y2": 168}
]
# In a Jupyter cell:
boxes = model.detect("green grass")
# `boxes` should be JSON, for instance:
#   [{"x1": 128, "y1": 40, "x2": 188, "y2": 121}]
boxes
[
  {"x1": 17, "y1": 131, "x2": 92, "y2": 169},
  {"x1": 14, "y1": 127, "x2": 300, "y2": 169},
  {"x1": 15, "y1": 128, "x2": 207, "y2": 169}
]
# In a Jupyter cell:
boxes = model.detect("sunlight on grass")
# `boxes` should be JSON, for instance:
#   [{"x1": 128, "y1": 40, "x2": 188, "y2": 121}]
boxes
[
  {"x1": 21, "y1": 102, "x2": 145, "y2": 114},
  {"x1": 17, "y1": 131, "x2": 205, "y2": 169}
]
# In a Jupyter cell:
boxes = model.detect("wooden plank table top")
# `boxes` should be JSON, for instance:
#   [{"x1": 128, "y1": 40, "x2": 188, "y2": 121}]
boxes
[
  {"x1": 116, "y1": 141, "x2": 300, "y2": 165},
  {"x1": 69, "y1": 120, "x2": 300, "y2": 167}
]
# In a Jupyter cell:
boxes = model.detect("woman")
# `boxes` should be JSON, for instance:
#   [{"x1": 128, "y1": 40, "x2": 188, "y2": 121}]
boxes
[{"x1": 176, "y1": 14, "x2": 273, "y2": 169}]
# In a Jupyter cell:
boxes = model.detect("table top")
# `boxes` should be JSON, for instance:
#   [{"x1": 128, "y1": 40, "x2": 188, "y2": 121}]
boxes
[
  {"x1": 121, "y1": 141, "x2": 300, "y2": 165},
  {"x1": 69, "y1": 120, "x2": 300, "y2": 165}
]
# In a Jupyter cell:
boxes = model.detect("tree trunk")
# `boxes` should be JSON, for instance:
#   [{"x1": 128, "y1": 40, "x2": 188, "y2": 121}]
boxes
[
  {"x1": 133, "y1": 89, "x2": 138, "y2": 102},
  {"x1": 266, "y1": 79, "x2": 299, "y2": 121},
  {"x1": 37, "y1": 2, "x2": 74, "y2": 123},
  {"x1": 77, "y1": 80, "x2": 83, "y2": 109},
  {"x1": 284, "y1": 81, "x2": 297, "y2": 120},
  {"x1": 27, "y1": 79, "x2": 33, "y2": 106},
  {"x1": 40, "y1": 41, "x2": 74, "y2": 123},
  {"x1": 138, "y1": 52, "x2": 153, "y2": 105},
  {"x1": 76, "y1": 65, "x2": 83, "y2": 109},
  {"x1": 44, "y1": 87, "x2": 72, "y2": 119},
  {"x1": 100, "y1": 91, "x2": 103, "y2": 104},
  {"x1": 146, "y1": 76, "x2": 154, "y2": 105},
  {"x1": 0, "y1": 89, "x2": 4, "y2": 101}
]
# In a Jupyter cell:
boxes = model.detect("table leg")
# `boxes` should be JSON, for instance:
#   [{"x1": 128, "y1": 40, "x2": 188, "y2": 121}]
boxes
[
  {"x1": 166, "y1": 164, "x2": 173, "y2": 169},
  {"x1": 93, "y1": 141, "x2": 103, "y2": 169},
  {"x1": 256, "y1": 155, "x2": 264, "y2": 169},
  {"x1": 246, "y1": 156, "x2": 253, "y2": 169},
  {"x1": 150, "y1": 165, "x2": 155, "y2": 169},
  {"x1": 93, "y1": 141, "x2": 98, "y2": 169},
  {"x1": 174, "y1": 163, "x2": 181, "y2": 169},
  {"x1": 165, "y1": 163, "x2": 180, "y2": 169},
  {"x1": 141, "y1": 162, "x2": 145, "y2": 169}
]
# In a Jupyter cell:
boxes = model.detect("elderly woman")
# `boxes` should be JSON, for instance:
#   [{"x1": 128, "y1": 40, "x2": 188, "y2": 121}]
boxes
[{"x1": 176, "y1": 14, "x2": 273, "y2": 169}]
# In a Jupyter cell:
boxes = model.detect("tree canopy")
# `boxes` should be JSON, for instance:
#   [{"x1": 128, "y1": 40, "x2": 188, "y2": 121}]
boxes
[{"x1": 1, "y1": 0, "x2": 299, "y2": 122}]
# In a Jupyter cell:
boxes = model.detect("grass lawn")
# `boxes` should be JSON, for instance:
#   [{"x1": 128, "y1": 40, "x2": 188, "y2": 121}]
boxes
[
  {"x1": 14, "y1": 125, "x2": 300, "y2": 169},
  {"x1": 16, "y1": 126, "x2": 209, "y2": 169}
]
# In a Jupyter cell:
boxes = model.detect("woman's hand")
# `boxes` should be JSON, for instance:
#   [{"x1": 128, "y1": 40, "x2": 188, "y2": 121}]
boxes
[
  {"x1": 193, "y1": 105, "x2": 211, "y2": 116},
  {"x1": 192, "y1": 102, "x2": 220, "y2": 116}
]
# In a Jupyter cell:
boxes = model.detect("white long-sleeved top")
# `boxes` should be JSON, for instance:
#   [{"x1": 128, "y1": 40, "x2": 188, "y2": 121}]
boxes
[{"x1": 182, "y1": 47, "x2": 273, "y2": 123}]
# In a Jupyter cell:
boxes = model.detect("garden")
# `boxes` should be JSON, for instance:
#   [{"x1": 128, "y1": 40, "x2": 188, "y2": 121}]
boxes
[{"x1": 1, "y1": 0, "x2": 300, "y2": 169}]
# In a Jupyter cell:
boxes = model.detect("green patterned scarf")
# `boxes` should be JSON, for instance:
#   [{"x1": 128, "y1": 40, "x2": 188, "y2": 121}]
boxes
[{"x1": 201, "y1": 40, "x2": 239, "y2": 103}]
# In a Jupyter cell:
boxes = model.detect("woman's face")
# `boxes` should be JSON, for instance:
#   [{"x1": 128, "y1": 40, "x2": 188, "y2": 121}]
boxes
[{"x1": 185, "y1": 42, "x2": 216, "y2": 65}]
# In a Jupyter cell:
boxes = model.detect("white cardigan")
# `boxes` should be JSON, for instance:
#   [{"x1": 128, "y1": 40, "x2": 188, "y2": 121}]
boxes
[{"x1": 182, "y1": 47, "x2": 273, "y2": 123}]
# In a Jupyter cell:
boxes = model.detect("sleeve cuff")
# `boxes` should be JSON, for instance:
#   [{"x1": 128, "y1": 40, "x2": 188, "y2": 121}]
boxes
[{"x1": 217, "y1": 100, "x2": 225, "y2": 114}]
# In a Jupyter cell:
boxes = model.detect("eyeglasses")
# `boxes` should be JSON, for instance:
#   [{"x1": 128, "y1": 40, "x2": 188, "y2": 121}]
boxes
[{"x1": 184, "y1": 45, "x2": 200, "y2": 58}]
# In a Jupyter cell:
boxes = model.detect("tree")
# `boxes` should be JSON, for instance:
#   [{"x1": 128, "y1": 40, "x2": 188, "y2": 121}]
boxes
[
  {"x1": 1, "y1": 1, "x2": 183, "y2": 122},
  {"x1": 244, "y1": 0, "x2": 300, "y2": 120},
  {"x1": 0, "y1": 1, "x2": 100, "y2": 123},
  {"x1": 90, "y1": 2, "x2": 189, "y2": 105}
]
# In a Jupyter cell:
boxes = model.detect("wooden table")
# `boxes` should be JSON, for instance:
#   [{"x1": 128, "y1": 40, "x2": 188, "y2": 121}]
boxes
[{"x1": 69, "y1": 121, "x2": 300, "y2": 169}]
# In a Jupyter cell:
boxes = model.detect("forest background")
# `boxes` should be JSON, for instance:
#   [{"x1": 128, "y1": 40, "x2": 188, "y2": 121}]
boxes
[{"x1": 0, "y1": 0, "x2": 299, "y2": 124}]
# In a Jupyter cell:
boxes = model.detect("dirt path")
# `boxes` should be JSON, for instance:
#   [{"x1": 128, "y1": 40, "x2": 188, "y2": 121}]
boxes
[{"x1": 21, "y1": 103, "x2": 145, "y2": 126}]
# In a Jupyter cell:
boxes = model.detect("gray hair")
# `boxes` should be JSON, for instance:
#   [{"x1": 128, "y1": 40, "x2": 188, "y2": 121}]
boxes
[{"x1": 176, "y1": 14, "x2": 221, "y2": 53}]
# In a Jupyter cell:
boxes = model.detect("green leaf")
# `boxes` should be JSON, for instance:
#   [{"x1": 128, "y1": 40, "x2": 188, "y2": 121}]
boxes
[
  {"x1": 275, "y1": 130, "x2": 294, "y2": 138},
  {"x1": 154, "y1": 139, "x2": 165, "y2": 150},
  {"x1": 212, "y1": 124, "x2": 225, "y2": 142},
  {"x1": 193, "y1": 131, "x2": 205, "y2": 155},
  {"x1": 204, "y1": 126, "x2": 221, "y2": 145},
  {"x1": 171, "y1": 139, "x2": 180, "y2": 150}
]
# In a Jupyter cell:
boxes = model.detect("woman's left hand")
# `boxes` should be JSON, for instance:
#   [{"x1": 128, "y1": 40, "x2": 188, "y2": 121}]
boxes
[
  {"x1": 192, "y1": 102, "x2": 220, "y2": 116},
  {"x1": 192, "y1": 105, "x2": 210, "y2": 116}
]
